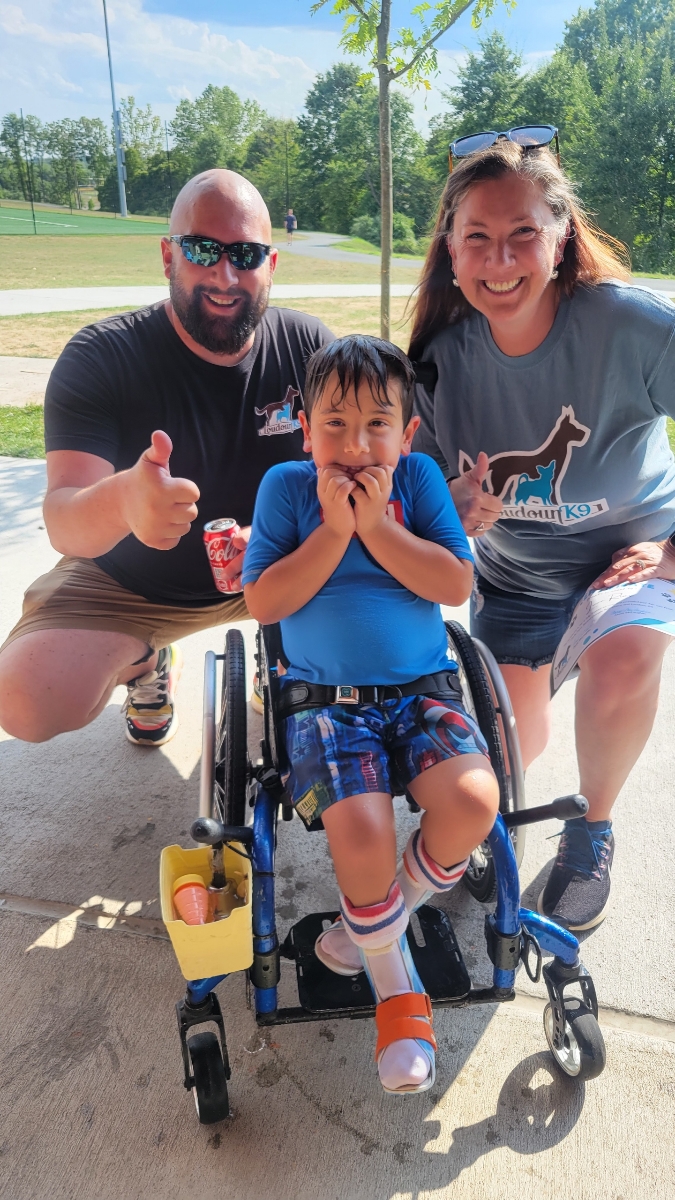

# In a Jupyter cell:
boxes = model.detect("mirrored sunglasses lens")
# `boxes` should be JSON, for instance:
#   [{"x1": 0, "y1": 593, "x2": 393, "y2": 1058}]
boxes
[
  {"x1": 453, "y1": 132, "x2": 497, "y2": 156},
  {"x1": 228, "y1": 243, "x2": 266, "y2": 270},
  {"x1": 510, "y1": 126, "x2": 555, "y2": 147},
  {"x1": 182, "y1": 239, "x2": 221, "y2": 266}
]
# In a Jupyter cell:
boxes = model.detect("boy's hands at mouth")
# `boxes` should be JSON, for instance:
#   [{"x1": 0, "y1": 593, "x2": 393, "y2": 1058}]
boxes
[
  {"x1": 317, "y1": 466, "x2": 357, "y2": 538},
  {"x1": 351, "y1": 465, "x2": 394, "y2": 536}
]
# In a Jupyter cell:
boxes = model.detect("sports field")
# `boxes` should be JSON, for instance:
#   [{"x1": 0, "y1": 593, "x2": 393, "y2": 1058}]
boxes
[{"x1": 0, "y1": 203, "x2": 170, "y2": 238}]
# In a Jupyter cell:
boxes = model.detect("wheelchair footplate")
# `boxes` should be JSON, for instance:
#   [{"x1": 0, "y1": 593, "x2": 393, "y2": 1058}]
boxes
[{"x1": 277, "y1": 905, "x2": 471, "y2": 1021}]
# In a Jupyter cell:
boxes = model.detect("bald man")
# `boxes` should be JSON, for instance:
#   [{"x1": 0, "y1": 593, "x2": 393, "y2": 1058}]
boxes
[{"x1": 0, "y1": 170, "x2": 332, "y2": 747}]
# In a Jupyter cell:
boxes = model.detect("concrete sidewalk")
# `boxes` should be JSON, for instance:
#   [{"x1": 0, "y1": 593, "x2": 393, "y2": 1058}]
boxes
[
  {"x1": 0, "y1": 282, "x2": 418, "y2": 317},
  {"x1": 0, "y1": 458, "x2": 674, "y2": 1199}
]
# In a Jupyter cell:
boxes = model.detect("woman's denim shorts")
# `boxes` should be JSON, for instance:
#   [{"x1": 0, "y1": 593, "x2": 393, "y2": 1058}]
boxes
[{"x1": 470, "y1": 572, "x2": 587, "y2": 671}]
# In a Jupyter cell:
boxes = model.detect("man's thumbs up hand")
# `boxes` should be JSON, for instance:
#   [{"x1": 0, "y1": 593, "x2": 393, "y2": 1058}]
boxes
[
  {"x1": 120, "y1": 430, "x2": 200, "y2": 550},
  {"x1": 449, "y1": 451, "x2": 502, "y2": 537},
  {"x1": 141, "y1": 429, "x2": 174, "y2": 472}
]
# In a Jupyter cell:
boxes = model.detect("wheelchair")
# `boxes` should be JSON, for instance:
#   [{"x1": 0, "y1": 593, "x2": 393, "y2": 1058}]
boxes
[{"x1": 159, "y1": 621, "x2": 606, "y2": 1124}]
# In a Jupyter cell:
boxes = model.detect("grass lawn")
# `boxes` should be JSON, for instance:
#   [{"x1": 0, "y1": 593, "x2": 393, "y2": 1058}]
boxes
[
  {"x1": 338, "y1": 236, "x2": 428, "y2": 260},
  {"x1": 0, "y1": 297, "x2": 415, "y2": 359},
  {"x1": 1, "y1": 230, "x2": 420, "y2": 294},
  {"x1": 0, "y1": 236, "x2": 418, "y2": 290},
  {"x1": 0, "y1": 405, "x2": 45, "y2": 457},
  {"x1": 0, "y1": 201, "x2": 170, "y2": 238}
]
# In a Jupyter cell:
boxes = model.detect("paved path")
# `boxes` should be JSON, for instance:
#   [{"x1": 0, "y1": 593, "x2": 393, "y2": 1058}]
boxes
[
  {"x1": 0, "y1": 281, "x2": 418, "y2": 316},
  {"x1": 285, "y1": 228, "x2": 426, "y2": 268},
  {"x1": 0, "y1": 457, "x2": 673, "y2": 1199}
]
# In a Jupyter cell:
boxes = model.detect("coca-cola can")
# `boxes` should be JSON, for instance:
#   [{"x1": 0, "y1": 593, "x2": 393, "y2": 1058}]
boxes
[{"x1": 204, "y1": 518, "x2": 242, "y2": 593}]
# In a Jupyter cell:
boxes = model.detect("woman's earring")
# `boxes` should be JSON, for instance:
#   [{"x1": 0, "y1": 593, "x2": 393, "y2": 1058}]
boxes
[
  {"x1": 550, "y1": 269, "x2": 559, "y2": 279},
  {"x1": 452, "y1": 274, "x2": 460, "y2": 288}
]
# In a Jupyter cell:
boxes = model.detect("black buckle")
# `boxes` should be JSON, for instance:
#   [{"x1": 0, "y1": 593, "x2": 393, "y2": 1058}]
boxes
[{"x1": 484, "y1": 914, "x2": 521, "y2": 971}]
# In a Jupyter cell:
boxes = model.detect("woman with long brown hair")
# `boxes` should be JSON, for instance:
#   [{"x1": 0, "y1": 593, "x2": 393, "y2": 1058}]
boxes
[{"x1": 411, "y1": 134, "x2": 675, "y2": 932}]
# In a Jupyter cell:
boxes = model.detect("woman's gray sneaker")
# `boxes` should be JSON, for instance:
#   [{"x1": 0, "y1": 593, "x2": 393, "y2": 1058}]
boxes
[{"x1": 537, "y1": 817, "x2": 614, "y2": 931}]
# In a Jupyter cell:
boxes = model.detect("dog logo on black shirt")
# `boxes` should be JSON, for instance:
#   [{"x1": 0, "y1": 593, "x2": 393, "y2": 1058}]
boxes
[
  {"x1": 459, "y1": 406, "x2": 608, "y2": 527},
  {"x1": 255, "y1": 387, "x2": 301, "y2": 437}
]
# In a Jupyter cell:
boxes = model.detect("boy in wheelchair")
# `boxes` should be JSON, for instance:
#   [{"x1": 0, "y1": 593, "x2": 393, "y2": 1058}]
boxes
[{"x1": 243, "y1": 336, "x2": 499, "y2": 1095}]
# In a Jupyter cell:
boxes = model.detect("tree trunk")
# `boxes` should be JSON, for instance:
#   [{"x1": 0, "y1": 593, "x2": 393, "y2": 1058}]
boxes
[{"x1": 377, "y1": 1, "x2": 393, "y2": 340}]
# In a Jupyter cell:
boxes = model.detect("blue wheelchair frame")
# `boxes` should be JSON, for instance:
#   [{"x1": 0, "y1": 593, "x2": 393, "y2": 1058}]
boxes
[{"x1": 174, "y1": 626, "x2": 602, "y2": 1105}]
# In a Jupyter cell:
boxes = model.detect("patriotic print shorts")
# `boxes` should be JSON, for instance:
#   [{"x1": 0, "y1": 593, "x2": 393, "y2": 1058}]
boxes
[{"x1": 280, "y1": 688, "x2": 490, "y2": 828}]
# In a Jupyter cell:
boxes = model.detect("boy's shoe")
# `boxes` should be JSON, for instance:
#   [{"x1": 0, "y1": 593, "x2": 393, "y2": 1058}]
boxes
[
  {"x1": 250, "y1": 673, "x2": 264, "y2": 715},
  {"x1": 123, "y1": 644, "x2": 182, "y2": 747},
  {"x1": 315, "y1": 916, "x2": 363, "y2": 976},
  {"x1": 537, "y1": 817, "x2": 614, "y2": 931}
]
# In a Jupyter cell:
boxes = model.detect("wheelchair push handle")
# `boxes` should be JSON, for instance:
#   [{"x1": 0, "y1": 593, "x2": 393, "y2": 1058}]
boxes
[
  {"x1": 502, "y1": 794, "x2": 589, "y2": 828},
  {"x1": 191, "y1": 817, "x2": 253, "y2": 846}
]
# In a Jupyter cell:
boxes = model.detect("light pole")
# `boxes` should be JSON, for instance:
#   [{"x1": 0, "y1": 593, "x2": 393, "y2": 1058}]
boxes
[{"x1": 102, "y1": 0, "x2": 127, "y2": 217}]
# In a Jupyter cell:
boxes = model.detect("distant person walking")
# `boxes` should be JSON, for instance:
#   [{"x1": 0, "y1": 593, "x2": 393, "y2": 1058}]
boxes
[{"x1": 285, "y1": 208, "x2": 297, "y2": 245}]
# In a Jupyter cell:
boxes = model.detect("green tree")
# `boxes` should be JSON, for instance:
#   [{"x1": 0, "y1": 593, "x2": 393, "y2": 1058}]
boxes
[
  {"x1": 520, "y1": 0, "x2": 675, "y2": 270},
  {"x1": 243, "y1": 118, "x2": 302, "y2": 227},
  {"x1": 312, "y1": 0, "x2": 513, "y2": 336},
  {"x1": 321, "y1": 82, "x2": 436, "y2": 237},
  {"x1": 297, "y1": 63, "x2": 364, "y2": 227},
  {"x1": 118, "y1": 97, "x2": 163, "y2": 159},
  {"x1": 427, "y1": 30, "x2": 526, "y2": 183},
  {"x1": 170, "y1": 84, "x2": 265, "y2": 176}
]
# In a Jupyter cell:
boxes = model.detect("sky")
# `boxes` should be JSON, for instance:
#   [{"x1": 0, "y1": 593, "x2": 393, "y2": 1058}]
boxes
[{"x1": 0, "y1": 0, "x2": 583, "y2": 133}]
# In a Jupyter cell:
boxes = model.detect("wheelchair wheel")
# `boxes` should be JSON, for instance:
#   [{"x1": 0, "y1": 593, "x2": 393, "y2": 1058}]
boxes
[
  {"x1": 214, "y1": 628, "x2": 248, "y2": 826},
  {"x1": 188, "y1": 1032, "x2": 230, "y2": 1124},
  {"x1": 544, "y1": 999, "x2": 606, "y2": 1080},
  {"x1": 445, "y1": 621, "x2": 524, "y2": 902}
]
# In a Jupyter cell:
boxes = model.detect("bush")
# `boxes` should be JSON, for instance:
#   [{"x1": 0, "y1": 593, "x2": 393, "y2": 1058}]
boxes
[
  {"x1": 392, "y1": 212, "x2": 417, "y2": 254},
  {"x1": 350, "y1": 214, "x2": 380, "y2": 245},
  {"x1": 349, "y1": 211, "x2": 418, "y2": 252}
]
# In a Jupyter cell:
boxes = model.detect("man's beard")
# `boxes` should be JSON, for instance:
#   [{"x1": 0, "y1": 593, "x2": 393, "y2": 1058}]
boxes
[{"x1": 170, "y1": 272, "x2": 269, "y2": 355}]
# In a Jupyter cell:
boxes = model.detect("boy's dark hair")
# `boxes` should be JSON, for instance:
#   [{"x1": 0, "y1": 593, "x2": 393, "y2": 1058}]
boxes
[{"x1": 303, "y1": 335, "x2": 416, "y2": 424}]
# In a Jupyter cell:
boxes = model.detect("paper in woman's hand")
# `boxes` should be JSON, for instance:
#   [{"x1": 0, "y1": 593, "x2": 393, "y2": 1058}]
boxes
[{"x1": 551, "y1": 579, "x2": 675, "y2": 694}]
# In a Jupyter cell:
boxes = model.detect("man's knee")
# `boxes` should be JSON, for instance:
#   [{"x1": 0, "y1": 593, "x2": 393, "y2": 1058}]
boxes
[
  {"x1": 0, "y1": 651, "x2": 54, "y2": 741},
  {"x1": 0, "y1": 635, "x2": 97, "y2": 741}
]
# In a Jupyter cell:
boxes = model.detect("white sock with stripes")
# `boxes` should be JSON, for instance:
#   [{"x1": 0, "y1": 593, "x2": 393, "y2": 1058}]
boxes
[{"x1": 397, "y1": 828, "x2": 469, "y2": 912}]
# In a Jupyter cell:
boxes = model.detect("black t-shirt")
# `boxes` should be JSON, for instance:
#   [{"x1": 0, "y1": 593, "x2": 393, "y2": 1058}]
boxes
[{"x1": 45, "y1": 303, "x2": 333, "y2": 605}]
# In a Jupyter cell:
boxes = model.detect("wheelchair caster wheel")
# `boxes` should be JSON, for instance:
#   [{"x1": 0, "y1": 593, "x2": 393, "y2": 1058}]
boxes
[
  {"x1": 188, "y1": 1032, "x2": 230, "y2": 1124},
  {"x1": 543, "y1": 999, "x2": 606, "y2": 1080}
]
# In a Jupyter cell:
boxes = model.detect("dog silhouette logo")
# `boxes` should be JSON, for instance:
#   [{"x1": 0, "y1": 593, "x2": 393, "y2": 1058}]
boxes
[
  {"x1": 255, "y1": 387, "x2": 301, "y2": 437},
  {"x1": 458, "y1": 407, "x2": 608, "y2": 527},
  {"x1": 514, "y1": 460, "x2": 556, "y2": 505},
  {"x1": 459, "y1": 406, "x2": 590, "y2": 504}
]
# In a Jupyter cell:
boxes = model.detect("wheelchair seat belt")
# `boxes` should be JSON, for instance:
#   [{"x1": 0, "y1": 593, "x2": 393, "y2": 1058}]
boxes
[{"x1": 277, "y1": 670, "x2": 463, "y2": 719}]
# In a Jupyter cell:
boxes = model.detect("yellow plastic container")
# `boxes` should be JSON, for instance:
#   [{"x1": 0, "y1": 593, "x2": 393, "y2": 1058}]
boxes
[{"x1": 160, "y1": 843, "x2": 253, "y2": 980}]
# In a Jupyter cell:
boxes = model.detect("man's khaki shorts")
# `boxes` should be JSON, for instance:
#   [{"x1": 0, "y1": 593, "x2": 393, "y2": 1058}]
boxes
[{"x1": 1, "y1": 556, "x2": 250, "y2": 654}]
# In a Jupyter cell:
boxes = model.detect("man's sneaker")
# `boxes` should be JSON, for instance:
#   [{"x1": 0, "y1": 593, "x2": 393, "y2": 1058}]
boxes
[
  {"x1": 250, "y1": 673, "x2": 264, "y2": 715},
  {"x1": 123, "y1": 644, "x2": 183, "y2": 747},
  {"x1": 538, "y1": 817, "x2": 614, "y2": 931}
]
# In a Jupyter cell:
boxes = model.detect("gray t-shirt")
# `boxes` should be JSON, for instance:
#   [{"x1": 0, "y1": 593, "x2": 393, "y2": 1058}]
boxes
[{"x1": 414, "y1": 282, "x2": 675, "y2": 597}]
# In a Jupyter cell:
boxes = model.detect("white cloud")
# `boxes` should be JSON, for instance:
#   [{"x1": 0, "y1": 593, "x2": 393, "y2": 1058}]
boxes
[
  {"x1": 0, "y1": 1, "x2": 554, "y2": 133},
  {"x1": 0, "y1": 0, "x2": 335, "y2": 124}
]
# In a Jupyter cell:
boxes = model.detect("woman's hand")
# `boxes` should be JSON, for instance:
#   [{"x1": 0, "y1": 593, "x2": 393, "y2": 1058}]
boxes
[
  {"x1": 317, "y1": 466, "x2": 356, "y2": 538},
  {"x1": 449, "y1": 452, "x2": 502, "y2": 537},
  {"x1": 352, "y1": 465, "x2": 394, "y2": 536},
  {"x1": 591, "y1": 540, "x2": 675, "y2": 589}
]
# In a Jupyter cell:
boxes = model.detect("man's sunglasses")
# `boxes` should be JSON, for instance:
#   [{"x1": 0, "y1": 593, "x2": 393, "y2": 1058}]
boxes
[
  {"x1": 170, "y1": 235, "x2": 271, "y2": 270},
  {"x1": 449, "y1": 125, "x2": 559, "y2": 170}
]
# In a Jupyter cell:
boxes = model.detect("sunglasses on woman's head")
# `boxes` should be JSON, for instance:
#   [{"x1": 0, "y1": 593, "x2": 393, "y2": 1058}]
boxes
[
  {"x1": 449, "y1": 125, "x2": 559, "y2": 170},
  {"x1": 170, "y1": 235, "x2": 272, "y2": 270}
]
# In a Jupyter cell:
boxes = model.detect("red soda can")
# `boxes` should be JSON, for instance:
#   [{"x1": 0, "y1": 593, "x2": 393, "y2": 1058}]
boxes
[{"x1": 204, "y1": 518, "x2": 242, "y2": 593}]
